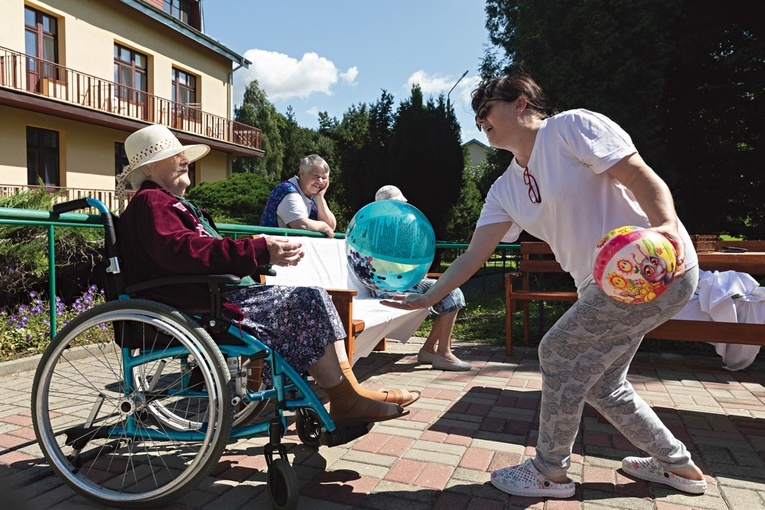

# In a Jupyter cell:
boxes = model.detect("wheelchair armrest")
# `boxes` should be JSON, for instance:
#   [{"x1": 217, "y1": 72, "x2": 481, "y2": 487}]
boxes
[
  {"x1": 125, "y1": 274, "x2": 242, "y2": 295},
  {"x1": 252, "y1": 265, "x2": 276, "y2": 277}
]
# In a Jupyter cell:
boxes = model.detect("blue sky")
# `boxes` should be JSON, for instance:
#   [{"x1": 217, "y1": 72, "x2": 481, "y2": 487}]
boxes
[{"x1": 202, "y1": 0, "x2": 491, "y2": 144}]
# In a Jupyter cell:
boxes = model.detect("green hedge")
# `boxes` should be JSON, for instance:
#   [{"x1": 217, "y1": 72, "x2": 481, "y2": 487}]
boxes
[{"x1": 186, "y1": 172, "x2": 276, "y2": 225}]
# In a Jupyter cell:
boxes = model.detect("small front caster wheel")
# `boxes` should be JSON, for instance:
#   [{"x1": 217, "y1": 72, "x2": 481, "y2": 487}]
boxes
[
  {"x1": 296, "y1": 408, "x2": 323, "y2": 448},
  {"x1": 268, "y1": 458, "x2": 298, "y2": 510}
]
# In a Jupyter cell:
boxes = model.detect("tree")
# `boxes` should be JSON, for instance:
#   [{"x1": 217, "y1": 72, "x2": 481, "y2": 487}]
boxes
[
  {"x1": 233, "y1": 80, "x2": 285, "y2": 180},
  {"x1": 446, "y1": 162, "x2": 486, "y2": 243},
  {"x1": 319, "y1": 92, "x2": 395, "y2": 217},
  {"x1": 662, "y1": 4, "x2": 764, "y2": 238},
  {"x1": 481, "y1": 0, "x2": 764, "y2": 238},
  {"x1": 388, "y1": 85, "x2": 464, "y2": 239}
]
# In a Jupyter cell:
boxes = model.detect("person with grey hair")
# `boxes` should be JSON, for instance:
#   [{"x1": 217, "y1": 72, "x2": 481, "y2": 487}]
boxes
[
  {"x1": 260, "y1": 155, "x2": 337, "y2": 237},
  {"x1": 371, "y1": 186, "x2": 471, "y2": 371},
  {"x1": 116, "y1": 124, "x2": 411, "y2": 427}
]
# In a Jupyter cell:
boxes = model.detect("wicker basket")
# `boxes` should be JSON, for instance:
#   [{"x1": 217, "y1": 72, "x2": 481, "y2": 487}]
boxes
[{"x1": 690, "y1": 234, "x2": 718, "y2": 253}]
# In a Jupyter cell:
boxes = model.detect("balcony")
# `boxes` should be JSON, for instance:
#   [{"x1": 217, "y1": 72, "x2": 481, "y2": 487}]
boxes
[{"x1": 0, "y1": 46, "x2": 262, "y2": 155}]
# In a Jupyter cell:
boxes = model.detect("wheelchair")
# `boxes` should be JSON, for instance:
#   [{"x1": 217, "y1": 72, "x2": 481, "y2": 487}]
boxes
[{"x1": 31, "y1": 198, "x2": 370, "y2": 509}]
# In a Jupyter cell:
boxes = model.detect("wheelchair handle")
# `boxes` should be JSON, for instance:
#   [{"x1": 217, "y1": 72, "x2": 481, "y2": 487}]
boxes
[
  {"x1": 52, "y1": 198, "x2": 94, "y2": 215},
  {"x1": 52, "y1": 198, "x2": 121, "y2": 278}
]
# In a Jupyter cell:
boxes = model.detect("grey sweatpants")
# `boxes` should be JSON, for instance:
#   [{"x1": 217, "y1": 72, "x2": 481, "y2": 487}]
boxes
[{"x1": 534, "y1": 266, "x2": 699, "y2": 479}]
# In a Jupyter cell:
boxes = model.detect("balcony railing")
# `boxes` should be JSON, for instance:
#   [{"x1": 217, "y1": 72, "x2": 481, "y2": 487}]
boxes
[
  {"x1": 0, "y1": 184, "x2": 133, "y2": 213},
  {"x1": 0, "y1": 46, "x2": 261, "y2": 150}
]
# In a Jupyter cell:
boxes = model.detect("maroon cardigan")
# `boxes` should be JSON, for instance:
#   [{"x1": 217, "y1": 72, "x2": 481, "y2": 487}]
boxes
[{"x1": 118, "y1": 181, "x2": 270, "y2": 320}]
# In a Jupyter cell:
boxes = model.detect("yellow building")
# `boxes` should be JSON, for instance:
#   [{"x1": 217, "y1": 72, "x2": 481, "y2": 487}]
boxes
[
  {"x1": 0, "y1": 0, "x2": 262, "y2": 210},
  {"x1": 463, "y1": 138, "x2": 490, "y2": 168}
]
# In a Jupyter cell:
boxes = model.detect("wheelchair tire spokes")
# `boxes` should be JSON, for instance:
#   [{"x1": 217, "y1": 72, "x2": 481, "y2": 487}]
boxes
[{"x1": 32, "y1": 300, "x2": 232, "y2": 508}]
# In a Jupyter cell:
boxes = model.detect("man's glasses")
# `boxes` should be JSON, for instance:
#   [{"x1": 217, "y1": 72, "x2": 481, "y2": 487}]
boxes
[{"x1": 523, "y1": 167, "x2": 541, "y2": 204}]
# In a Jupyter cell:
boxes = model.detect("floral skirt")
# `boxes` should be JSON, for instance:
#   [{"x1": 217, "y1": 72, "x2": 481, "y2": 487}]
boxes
[{"x1": 223, "y1": 285, "x2": 345, "y2": 376}]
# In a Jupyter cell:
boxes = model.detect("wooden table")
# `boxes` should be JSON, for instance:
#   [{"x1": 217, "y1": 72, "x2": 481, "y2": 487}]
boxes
[{"x1": 697, "y1": 251, "x2": 765, "y2": 275}]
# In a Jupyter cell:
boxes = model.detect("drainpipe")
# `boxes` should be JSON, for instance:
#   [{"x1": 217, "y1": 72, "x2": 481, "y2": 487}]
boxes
[{"x1": 228, "y1": 60, "x2": 245, "y2": 177}]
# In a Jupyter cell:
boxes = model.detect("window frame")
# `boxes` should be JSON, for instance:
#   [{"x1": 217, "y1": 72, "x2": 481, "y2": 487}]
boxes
[
  {"x1": 27, "y1": 126, "x2": 60, "y2": 187},
  {"x1": 164, "y1": 0, "x2": 191, "y2": 24},
  {"x1": 24, "y1": 6, "x2": 59, "y2": 83},
  {"x1": 113, "y1": 43, "x2": 148, "y2": 104}
]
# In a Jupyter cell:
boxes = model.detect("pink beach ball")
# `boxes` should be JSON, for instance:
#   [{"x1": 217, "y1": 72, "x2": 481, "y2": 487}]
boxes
[{"x1": 593, "y1": 226, "x2": 677, "y2": 304}]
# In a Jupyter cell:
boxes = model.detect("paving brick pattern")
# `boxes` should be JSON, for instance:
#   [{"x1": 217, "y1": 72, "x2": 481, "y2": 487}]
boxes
[{"x1": 1, "y1": 338, "x2": 764, "y2": 509}]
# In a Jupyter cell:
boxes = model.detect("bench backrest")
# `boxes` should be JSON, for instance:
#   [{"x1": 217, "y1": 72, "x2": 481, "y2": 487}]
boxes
[{"x1": 517, "y1": 242, "x2": 574, "y2": 291}]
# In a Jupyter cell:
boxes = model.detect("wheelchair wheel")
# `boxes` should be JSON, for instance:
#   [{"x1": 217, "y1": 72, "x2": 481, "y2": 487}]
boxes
[
  {"x1": 32, "y1": 300, "x2": 232, "y2": 508},
  {"x1": 296, "y1": 408, "x2": 323, "y2": 448},
  {"x1": 268, "y1": 458, "x2": 299, "y2": 510}
]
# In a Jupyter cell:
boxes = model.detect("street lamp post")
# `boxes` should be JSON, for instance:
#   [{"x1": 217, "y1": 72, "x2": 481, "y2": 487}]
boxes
[{"x1": 446, "y1": 70, "x2": 469, "y2": 112}]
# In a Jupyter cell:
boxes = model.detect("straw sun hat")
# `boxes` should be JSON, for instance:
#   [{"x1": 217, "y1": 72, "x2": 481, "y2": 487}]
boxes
[{"x1": 117, "y1": 124, "x2": 210, "y2": 190}]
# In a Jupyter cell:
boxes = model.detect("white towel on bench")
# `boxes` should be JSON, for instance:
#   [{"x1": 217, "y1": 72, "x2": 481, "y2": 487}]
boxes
[{"x1": 672, "y1": 270, "x2": 765, "y2": 370}]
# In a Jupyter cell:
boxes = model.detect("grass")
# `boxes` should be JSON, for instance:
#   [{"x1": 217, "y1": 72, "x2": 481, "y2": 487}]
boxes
[{"x1": 415, "y1": 269, "x2": 570, "y2": 346}]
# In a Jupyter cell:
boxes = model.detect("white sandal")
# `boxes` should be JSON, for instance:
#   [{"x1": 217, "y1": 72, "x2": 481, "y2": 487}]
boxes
[
  {"x1": 622, "y1": 456, "x2": 707, "y2": 494},
  {"x1": 491, "y1": 458, "x2": 575, "y2": 498}
]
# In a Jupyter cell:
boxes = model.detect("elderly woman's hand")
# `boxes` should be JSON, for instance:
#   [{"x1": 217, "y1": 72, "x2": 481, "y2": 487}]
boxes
[{"x1": 266, "y1": 236, "x2": 305, "y2": 267}]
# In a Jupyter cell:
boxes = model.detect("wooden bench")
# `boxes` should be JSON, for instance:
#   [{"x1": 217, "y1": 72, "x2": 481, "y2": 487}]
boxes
[{"x1": 504, "y1": 241, "x2": 765, "y2": 356}]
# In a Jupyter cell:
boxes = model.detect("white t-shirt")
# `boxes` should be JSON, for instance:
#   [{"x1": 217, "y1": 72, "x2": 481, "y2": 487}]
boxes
[
  {"x1": 275, "y1": 176, "x2": 313, "y2": 228},
  {"x1": 476, "y1": 108, "x2": 697, "y2": 291}
]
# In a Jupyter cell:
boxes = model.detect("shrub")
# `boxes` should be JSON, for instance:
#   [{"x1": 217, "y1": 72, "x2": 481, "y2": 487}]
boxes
[
  {"x1": 186, "y1": 172, "x2": 277, "y2": 225},
  {"x1": 0, "y1": 188, "x2": 103, "y2": 309},
  {"x1": 0, "y1": 285, "x2": 105, "y2": 361}
]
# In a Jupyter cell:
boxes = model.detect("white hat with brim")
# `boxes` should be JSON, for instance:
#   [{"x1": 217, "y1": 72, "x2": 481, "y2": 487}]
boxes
[
  {"x1": 118, "y1": 124, "x2": 210, "y2": 188},
  {"x1": 375, "y1": 185, "x2": 407, "y2": 202}
]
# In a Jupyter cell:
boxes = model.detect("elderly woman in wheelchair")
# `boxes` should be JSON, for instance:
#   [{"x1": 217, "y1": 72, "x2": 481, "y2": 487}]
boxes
[{"x1": 31, "y1": 125, "x2": 417, "y2": 510}]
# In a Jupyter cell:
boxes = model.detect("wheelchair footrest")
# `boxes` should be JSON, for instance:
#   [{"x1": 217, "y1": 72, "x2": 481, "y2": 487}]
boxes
[{"x1": 321, "y1": 423, "x2": 373, "y2": 447}]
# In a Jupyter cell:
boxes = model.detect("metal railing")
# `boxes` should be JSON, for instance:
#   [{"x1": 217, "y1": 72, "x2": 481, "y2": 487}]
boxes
[
  {"x1": 0, "y1": 204, "x2": 520, "y2": 336},
  {"x1": 0, "y1": 45, "x2": 261, "y2": 150}
]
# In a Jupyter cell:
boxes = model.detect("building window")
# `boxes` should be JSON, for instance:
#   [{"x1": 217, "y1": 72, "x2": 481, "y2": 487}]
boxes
[
  {"x1": 172, "y1": 68, "x2": 199, "y2": 125},
  {"x1": 164, "y1": 0, "x2": 191, "y2": 24},
  {"x1": 27, "y1": 126, "x2": 60, "y2": 186},
  {"x1": 24, "y1": 6, "x2": 59, "y2": 88},
  {"x1": 114, "y1": 44, "x2": 147, "y2": 105},
  {"x1": 172, "y1": 68, "x2": 196, "y2": 105}
]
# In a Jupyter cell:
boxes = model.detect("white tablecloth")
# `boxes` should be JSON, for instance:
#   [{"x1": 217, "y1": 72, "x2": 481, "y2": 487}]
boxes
[{"x1": 672, "y1": 270, "x2": 765, "y2": 370}]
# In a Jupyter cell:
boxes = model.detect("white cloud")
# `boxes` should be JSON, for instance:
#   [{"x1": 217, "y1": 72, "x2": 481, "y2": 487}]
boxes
[
  {"x1": 340, "y1": 66, "x2": 359, "y2": 84},
  {"x1": 404, "y1": 70, "x2": 453, "y2": 93},
  {"x1": 403, "y1": 71, "x2": 480, "y2": 115},
  {"x1": 304, "y1": 106, "x2": 321, "y2": 117},
  {"x1": 233, "y1": 48, "x2": 358, "y2": 106}
]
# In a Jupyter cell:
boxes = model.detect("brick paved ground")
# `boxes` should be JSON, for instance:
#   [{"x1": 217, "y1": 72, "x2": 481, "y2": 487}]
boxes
[{"x1": 1, "y1": 338, "x2": 764, "y2": 509}]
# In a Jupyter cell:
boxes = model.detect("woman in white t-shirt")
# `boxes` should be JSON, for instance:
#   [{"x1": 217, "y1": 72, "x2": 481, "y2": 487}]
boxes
[{"x1": 382, "y1": 73, "x2": 707, "y2": 498}]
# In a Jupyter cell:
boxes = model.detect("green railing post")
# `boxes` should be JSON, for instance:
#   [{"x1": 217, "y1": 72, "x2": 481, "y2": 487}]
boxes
[{"x1": 48, "y1": 224, "x2": 57, "y2": 335}]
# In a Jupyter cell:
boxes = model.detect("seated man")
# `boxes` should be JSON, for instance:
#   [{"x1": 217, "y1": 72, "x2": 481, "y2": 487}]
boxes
[
  {"x1": 116, "y1": 125, "x2": 413, "y2": 425},
  {"x1": 371, "y1": 185, "x2": 471, "y2": 371},
  {"x1": 260, "y1": 154, "x2": 336, "y2": 237}
]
